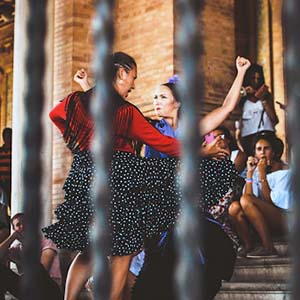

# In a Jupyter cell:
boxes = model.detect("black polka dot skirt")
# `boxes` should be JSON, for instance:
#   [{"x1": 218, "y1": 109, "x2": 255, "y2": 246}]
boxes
[
  {"x1": 197, "y1": 157, "x2": 240, "y2": 249},
  {"x1": 42, "y1": 150, "x2": 180, "y2": 255},
  {"x1": 42, "y1": 150, "x2": 95, "y2": 252},
  {"x1": 197, "y1": 158, "x2": 238, "y2": 211},
  {"x1": 110, "y1": 151, "x2": 180, "y2": 256}
]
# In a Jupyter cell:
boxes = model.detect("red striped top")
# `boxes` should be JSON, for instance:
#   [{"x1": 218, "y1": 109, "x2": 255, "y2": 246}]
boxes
[{"x1": 50, "y1": 91, "x2": 180, "y2": 157}]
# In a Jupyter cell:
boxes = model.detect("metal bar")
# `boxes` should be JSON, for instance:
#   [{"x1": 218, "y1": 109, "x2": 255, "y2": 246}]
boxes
[
  {"x1": 282, "y1": 1, "x2": 300, "y2": 299},
  {"x1": 92, "y1": 0, "x2": 116, "y2": 299},
  {"x1": 175, "y1": 1, "x2": 204, "y2": 299},
  {"x1": 21, "y1": 0, "x2": 47, "y2": 299}
]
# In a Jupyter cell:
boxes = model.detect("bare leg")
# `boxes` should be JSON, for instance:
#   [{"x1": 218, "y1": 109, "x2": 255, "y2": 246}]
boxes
[
  {"x1": 240, "y1": 194, "x2": 287, "y2": 250},
  {"x1": 123, "y1": 271, "x2": 136, "y2": 300},
  {"x1": 110, "y1": 255, "x2": 132, "y2": 300},
  {"x1": 64, "y1": 251, "x2": 92, "y2": 300},
  {"x1": 229, "y1": 201, "x2": 253, "y2": 251}
]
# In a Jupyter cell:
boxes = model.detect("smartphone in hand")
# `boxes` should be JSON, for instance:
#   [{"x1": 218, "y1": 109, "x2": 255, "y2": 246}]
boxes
[
  {"x1": 204, "y1": 132, "x2": 215, "y2": 144},
  {"x1": 204, "y1": 132, "x2": 225, "y2": 144}
]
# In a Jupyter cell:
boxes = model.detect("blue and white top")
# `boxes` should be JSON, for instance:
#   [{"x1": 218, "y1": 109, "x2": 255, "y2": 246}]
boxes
[
  {"x1": 251, "y1": 169, "x2": 292, "y2": 211},
  {"x1": 145, "y1": 119, "x2": 180, "y2": 158}
]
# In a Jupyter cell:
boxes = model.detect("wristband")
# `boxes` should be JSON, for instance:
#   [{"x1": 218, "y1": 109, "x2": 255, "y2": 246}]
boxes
[
  {"x1": 245, "y1": 178, "x2": 253, "y2": 183},
  {"x1": 260, "y1": 178, "x2": 267, "y2": 183}
]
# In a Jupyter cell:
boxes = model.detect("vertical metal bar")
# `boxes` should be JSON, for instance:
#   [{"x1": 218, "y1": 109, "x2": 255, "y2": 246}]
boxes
[
  {"x1": 282, "y1": 2, "x2": 300, "y2": 299},
  {"x1": 175, "y1": 1, "x2": 204, "y2": 299},
  {"x1": 22, "y1": 0, "x2": 47, "y2": 299},
  {"x1": 92, "y1": 0, "x2": 115, "y2": 299}
]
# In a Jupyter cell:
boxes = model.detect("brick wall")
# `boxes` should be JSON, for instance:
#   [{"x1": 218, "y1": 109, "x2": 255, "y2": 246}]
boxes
[
  {"x1": 0, "y1": 22, "x2": 14, "y2": 144},
  {"x1": 173, "y1": 0, "x2": 237, "y2": 131},
  {"x1": 52, "y1": 0, "x2": 94, "y2": 217},
  {"x1": 50, "y1": 0, "x2": 287, "y2": 214},
  {"x1": 51, "y1": 0, "x2": 175, "y2": 213},
  {"x1": 50, "y1": 0, "x2": 238, "y2": 211},
  {"x1": 200, "y1": 0, "x2": 237, "y2": 131},
  {"x1": 115, "y1": 0, "x2": 238, "y2": 126},
  {"x1": 114, "y1": 0, "x2": 175, "y2": 118}
]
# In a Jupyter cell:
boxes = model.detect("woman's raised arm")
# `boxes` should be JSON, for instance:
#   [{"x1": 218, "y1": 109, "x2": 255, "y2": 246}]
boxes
[{"x1": 199, "y1": 56, "x2": 251, "y2": 136}]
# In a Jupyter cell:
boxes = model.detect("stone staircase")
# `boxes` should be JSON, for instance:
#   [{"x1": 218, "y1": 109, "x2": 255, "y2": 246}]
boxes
[
  {"x1": 5, "y1": 241, "x2": 291, "y2": 300},
  {"x1": 215, "y1": 240, "x2": 292, "y2": 300}
]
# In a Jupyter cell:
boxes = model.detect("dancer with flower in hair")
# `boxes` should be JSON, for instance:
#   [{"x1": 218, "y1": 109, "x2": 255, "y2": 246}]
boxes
[{"x1": 132, "y1": 79, "x2": 244, "y2": 300}]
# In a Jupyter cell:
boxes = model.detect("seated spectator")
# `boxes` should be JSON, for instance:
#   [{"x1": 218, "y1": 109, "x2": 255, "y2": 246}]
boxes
[
  {"x1": 229, "y1": 132, "x2": 291, "y2": 258},
  {"x1": 0, "y1": 213, "x2": 63, "y2": 300}
]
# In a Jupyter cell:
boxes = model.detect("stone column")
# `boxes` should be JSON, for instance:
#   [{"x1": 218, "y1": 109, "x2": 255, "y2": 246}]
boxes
[
  {"x1": 257, "y1": 0, "x2": 272, "y2": 87},
  {"x1": 42, "y1": 1, "x2": 55, "y2": 226},
  {"x1": 11, "y1": 0, "x2": 28, "y2": 217},
  {"x1": 11, "y1": 0, "x2": 54, "y2": 226},
  {"x1": 269, "y1": 0, "x2": 287, "y2": 159},
  {"x1": 257, "y1": 0, "x2": 287, "y2": 160}
]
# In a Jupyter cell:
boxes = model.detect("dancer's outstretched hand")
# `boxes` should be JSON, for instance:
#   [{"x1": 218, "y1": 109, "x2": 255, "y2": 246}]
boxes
[{"x1": 74, "y1": 68, "x2": 91, "y2": 91}]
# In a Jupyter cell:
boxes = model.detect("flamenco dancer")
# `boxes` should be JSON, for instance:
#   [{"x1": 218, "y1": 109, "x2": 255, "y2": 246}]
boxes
[
  {"x1": 43, "y1": 52, "x2": 181, "y2": 300},
  {"x1": 131, "y1": 66, "x2": 250, "y2": 299},
  {"x1": 43, "y1": 52, "x2": 250, "y2": 300}
]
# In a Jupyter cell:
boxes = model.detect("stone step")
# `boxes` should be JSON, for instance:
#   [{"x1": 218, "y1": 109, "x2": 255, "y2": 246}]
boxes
[
  {"x1": 273, "y1": 241, "x2": 290, "y2": 257},
  {"x1": 242, "y1": 240, "x2": 289, "y2": 258},
  {"x1": 215, "y1": 282, "x2": 291, "y2": 300},
  {"x1": 247, "y1": 236, "x2": 290, "y2": 255},
  {"x1": 232, "y1": 257, "x2": 292, "y2": 282}
]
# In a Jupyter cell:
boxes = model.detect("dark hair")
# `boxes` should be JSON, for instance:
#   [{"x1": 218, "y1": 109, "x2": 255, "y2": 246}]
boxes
[
  {"x1": 161, "y1": 82, "x2": 181, "y2": 104},
  {"x1": 2, "y1": 127, "x2": 12, "y2": 141},
  {"x1": 160, "y1": 81, "x2": 182, "y2": 118},
  {"x1": 11, "y1": 213, "x2": 24, "y2": 228},
  {"x1": 112, "y1": 52, "x2": 137, "y2": 80},
  {"x1": 214, "y1": 125, "x2": 236, "y2": 151},
  {"x1": 239, "y1": 63, "x2": 265, "y2": 108},
  {"x1": 252, "y1": 132, "x2": 284, "y2": 162},
  {"x1": 243, "y1": 63, "x2": 265, "y2": 88},
  {"x1": 0, "y1": 66, "x2": 4, "y2": 75}
]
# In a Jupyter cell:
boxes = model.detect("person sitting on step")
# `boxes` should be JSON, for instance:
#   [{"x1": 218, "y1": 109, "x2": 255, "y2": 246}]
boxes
[{"x1": 229, "y1": 132, "x2": 292, "y2": 258}]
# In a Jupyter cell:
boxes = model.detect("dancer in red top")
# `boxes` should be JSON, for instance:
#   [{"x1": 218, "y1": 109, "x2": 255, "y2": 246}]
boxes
[
  {"x1": 44, "y1": 52, "x2": 250, "y2": 300},
  {"x1": 43, "y1": 52, "x2": 181, "y2": 300}
]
